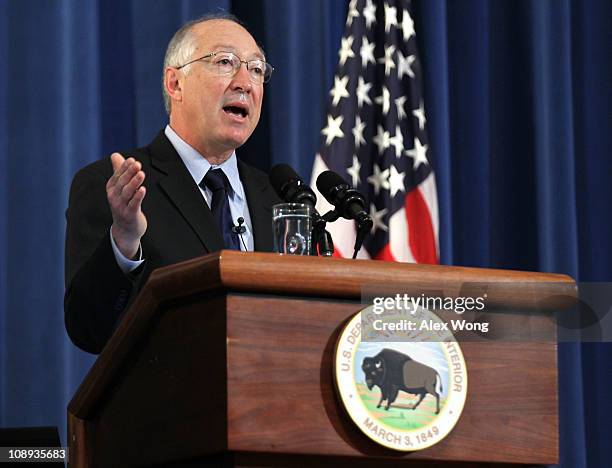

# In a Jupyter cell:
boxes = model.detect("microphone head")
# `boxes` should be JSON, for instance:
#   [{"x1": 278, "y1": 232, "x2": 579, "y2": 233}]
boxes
[
  {"x1": 269, "y1": 164, "x2": 300, "y2": 199},
  {"x1": 316, "y1": 170, "x2": 350, "y2": 205},
  {"x1": 232, "y1": 218, "x2": 247, "y2": 234},
  {"x1": 316, "y1": 170, "x2": 369, "y2": 221},
  {"x1": 269, "y1": 164, "x2": 317, "y2": 207}
]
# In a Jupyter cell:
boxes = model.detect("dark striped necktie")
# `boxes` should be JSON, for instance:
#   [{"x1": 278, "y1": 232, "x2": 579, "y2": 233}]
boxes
[{"x1": 200, "y1": 169, "x2": 241, "y2": 250}]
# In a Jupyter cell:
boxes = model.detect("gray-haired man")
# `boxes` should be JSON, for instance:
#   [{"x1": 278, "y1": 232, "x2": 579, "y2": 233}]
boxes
[{"x1": 65, "y1": 15, "x2": 281, "y2": 354}]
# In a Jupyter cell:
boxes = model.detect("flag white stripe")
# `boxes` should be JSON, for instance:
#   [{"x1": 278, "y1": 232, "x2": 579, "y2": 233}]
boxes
[
  {"x1": 418, "y1": 172, "x2": 440, "y2": 258},
  {"x1": 389, "y1": 207, "x2": 417, "y2": 263}
]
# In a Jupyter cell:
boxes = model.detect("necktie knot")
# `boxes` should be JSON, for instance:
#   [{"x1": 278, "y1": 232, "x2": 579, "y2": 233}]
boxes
[{"x1": 201, "y1": 168, "x2": 230, "y2": 193}]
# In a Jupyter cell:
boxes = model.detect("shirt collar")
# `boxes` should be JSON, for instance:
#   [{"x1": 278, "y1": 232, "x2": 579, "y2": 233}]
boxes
[{"x1": 164, "y1": 125, "x2": 244, "y2": 200}]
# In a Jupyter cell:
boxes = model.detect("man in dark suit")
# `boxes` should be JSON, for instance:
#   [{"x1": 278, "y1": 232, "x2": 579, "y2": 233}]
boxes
[{"x1": 65, "y1": 14, "x2": 281, "y2": 354}]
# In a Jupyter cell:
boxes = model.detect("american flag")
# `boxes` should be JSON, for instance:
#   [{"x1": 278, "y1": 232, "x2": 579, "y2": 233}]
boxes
[{"x1": 311, "y1": 0, "x2": 439, "y2": 263}]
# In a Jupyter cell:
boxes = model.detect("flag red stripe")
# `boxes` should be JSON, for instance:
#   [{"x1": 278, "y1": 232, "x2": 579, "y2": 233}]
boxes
[
  {"x1": 405, "y1": 188, "x2": 438, "y2": 264},
  {"x1": 373, "y1": 243, "x2": 398, "y2": 262}
]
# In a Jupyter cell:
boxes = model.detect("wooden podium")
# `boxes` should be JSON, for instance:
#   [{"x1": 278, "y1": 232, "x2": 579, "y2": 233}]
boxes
[{"x1": 68, "y1": 251, "x2": 574, "y2": 467}]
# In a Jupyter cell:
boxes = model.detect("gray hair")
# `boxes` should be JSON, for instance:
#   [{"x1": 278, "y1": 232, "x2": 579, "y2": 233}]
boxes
[{"x1": 162, "y1": 13, "x2": 247, "y2": 115}]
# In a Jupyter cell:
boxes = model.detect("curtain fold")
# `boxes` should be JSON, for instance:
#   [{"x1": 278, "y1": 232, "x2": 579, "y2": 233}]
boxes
[
  {"x1": 413, "y1": 0, "x2": 454, "y2": 264},
  {"x1": 263, "y1": 0, "x2": 347, "y2": 177}
]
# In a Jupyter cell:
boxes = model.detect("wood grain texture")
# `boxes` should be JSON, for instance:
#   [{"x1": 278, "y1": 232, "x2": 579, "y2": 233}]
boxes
[
  {"x1": 148, "y1": 251, "x2": 575, "y2": 306},
  {"x1": 69, "y1": 252, "x2": 573, "y2": 419},
  {"x1": 226, "y1": 295, "x2": 558, "y2": 465},
  {"x1": 67, "y1": 252, "x2": 569, "y2": 467},
  {"x1": 88, "y1": 295, "x2": 229, "y2": 467}
]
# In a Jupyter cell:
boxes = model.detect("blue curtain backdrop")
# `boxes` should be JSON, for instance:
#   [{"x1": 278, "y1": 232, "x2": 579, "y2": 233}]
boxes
[{"x1": 0, "y1": 0, "x2": 610, "y2": 466}]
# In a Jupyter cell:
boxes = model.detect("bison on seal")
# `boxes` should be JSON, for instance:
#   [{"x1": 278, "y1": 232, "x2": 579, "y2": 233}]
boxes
[{"x1": 361, "y1": 348, "x2": 443, "y2": 414}]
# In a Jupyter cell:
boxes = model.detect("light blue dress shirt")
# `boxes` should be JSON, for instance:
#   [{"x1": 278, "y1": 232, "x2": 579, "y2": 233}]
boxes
[{"x1": 111, "y1": 125, "x2": 254, "y2": 273}]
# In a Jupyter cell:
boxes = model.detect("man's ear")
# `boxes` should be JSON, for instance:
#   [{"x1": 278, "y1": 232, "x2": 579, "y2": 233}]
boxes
[{"x1": 165, "y1": 67, "x2": 183, "y2": 104}]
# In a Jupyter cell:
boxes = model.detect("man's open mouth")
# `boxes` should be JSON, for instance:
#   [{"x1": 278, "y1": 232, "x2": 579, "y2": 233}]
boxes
[{"x1": 223, "y1": 105, "x2": 248, "y2": 118}]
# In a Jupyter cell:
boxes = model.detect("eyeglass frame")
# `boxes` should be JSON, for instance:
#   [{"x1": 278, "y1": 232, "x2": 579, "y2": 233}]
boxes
[{"x1": 175, "y1": 51, "x2": 274, "y2": 84}]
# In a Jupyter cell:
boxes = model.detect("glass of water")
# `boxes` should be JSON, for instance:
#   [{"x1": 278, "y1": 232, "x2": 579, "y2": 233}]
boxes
[{"x1": 272, "y1": 203, "x2": 313, "y2": 255}]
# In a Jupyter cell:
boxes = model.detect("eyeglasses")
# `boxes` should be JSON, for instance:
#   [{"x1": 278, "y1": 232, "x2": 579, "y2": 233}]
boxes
[{"x1": 177, "y1": 51, "x2": 274, "y2": 84}]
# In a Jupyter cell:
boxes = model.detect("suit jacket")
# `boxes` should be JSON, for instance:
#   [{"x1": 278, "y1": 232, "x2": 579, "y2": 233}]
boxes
[{"x1": 64, "y1": 131, "x2": 282, "y2": 354}]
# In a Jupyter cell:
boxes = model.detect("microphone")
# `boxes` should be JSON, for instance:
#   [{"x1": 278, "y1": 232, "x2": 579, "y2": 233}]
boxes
[
  {"x1": 269, "y1": 164, "x2": 317, "y2": 207},
  {"x1": 231, "y1": 216, "x2": 247, "y2": 234},
  {"x1": 316, "y1": 170, "x2": 372, "y2": 227},
  {"x1": 268, "y1": 164, "x2": 335, "y2": 257},
  {"x1": 316, "y1": 170, "x2": 373, "y2": 259},
  {"x1": 232, "y1": 217, "x2": 248, "y2": 251}
]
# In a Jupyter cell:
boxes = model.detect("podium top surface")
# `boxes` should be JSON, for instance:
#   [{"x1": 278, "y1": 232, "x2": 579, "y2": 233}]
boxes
[{"x1": 147, "y1": 250, "x2": 575, "y2": 303}]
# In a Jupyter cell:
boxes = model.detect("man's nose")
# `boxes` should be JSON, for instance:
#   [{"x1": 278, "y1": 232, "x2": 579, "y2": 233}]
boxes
[{"x1": 230, "y1": 64, "x2": 253, "y2": 92}]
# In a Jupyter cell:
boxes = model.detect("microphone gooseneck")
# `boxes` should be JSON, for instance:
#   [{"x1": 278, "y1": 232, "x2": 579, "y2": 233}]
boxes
[{"x1": 316, "y1": 170, "x2": 373, "y2": 259}]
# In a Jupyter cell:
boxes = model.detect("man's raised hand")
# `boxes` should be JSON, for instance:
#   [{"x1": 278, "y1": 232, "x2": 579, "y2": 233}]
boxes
[{"x1": 107, "y1": 153, "x2": 147, "y2": 259}]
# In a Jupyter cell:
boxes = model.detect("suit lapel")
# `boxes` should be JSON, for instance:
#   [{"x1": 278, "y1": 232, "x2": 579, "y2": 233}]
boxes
[
  {"x1": 148, "y1": 132, "x2": 224, "y2": 253},
  {"x1": 238, "y1": 160, "x2": 275, "y2": 252}
]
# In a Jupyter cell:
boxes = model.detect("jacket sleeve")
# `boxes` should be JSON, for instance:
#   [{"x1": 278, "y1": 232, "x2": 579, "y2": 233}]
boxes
[{"x1": 64, "y1": 161, "x2": 143, "y2": 354}]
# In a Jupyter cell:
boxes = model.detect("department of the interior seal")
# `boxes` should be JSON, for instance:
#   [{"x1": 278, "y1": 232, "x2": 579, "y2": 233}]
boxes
[{"x1": 334, "y1": 307, "x2": 468, "y2": 451}]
